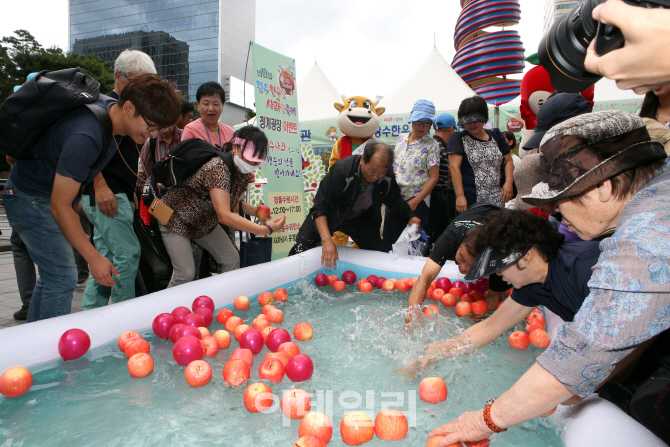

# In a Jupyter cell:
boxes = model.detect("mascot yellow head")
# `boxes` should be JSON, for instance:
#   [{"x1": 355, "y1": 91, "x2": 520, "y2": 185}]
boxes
[{"x1": 334, "y1": 95, "x2": 385, "y2": 139}]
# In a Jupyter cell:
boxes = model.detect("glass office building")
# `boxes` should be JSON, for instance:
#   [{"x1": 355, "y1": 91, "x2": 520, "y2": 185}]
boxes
[{"x1": 69, "y1": 0, "x2": 255, "y2": 125}]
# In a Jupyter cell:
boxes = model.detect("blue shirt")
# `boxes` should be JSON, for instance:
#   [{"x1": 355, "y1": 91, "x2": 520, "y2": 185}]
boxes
[
  {"x1": 511, "y1": 241, "x2": 602, "y2": 321},
  {"x1": 10, "y1": 96, "x2": 117, "y2": 198}
]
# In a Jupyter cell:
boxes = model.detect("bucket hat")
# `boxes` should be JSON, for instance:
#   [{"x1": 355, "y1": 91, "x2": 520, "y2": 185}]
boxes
[
  {"x1": 522, "y1": 110, "x2": 667, "y2": 206},
  {"x1": 408, "y1": 99, "x2": 437, "y2": 128},
  {"x1": 522, "y1": 93, "x2": 591, "y2": 150}
]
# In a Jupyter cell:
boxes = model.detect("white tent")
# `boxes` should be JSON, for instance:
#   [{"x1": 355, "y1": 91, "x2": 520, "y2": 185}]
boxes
[
  {"x1": 296, "y1": 61, "x2": 342, "y2": 121},
  {"x1": 381, "y1": 47, "x2": 477, "y2": 115}
]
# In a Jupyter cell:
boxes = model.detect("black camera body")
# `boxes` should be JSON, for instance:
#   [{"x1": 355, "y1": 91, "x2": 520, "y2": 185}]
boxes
[{"x1": 539, "y1": 0, "x2": 670, "y2": 93}]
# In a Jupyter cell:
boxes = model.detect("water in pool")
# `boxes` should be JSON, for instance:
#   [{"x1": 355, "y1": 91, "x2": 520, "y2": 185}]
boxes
[{"x1": 0, "y1": 262, "x2": 563, "y2": 446}]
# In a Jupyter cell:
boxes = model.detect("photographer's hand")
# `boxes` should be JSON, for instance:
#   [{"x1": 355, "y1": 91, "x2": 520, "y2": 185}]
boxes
[{"x1": 585, "y1": 0, "x2": 670, "y2": 93}]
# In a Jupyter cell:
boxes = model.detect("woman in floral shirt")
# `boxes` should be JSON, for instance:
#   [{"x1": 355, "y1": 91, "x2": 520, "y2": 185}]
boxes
[{"x1": 383, "y1": 99, "x2": 440, "y2": 248}]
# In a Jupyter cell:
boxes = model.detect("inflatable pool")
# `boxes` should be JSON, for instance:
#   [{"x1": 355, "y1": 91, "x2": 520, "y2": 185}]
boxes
[{"x1": 0, "y1": 247, "x2": 664, "y2": 446}]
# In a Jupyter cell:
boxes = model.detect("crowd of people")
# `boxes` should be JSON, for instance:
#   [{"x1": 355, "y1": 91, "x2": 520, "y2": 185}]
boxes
[{"x1": 4, "y1": 0, "x2": 670, "y2": 443}]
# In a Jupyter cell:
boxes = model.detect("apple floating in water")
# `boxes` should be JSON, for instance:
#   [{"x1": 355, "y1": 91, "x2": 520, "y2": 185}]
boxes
[
  {"x1": 152, "y1": 313, "x2": 176, "y2": 339},
  {"x1": 266, "y1": 328, "x2": 292, "y2": 352},
  {"x1": 475, "y1": 277, "x2": 490, "y2": 293},
  {"x1": 173, "y1": 335, "x2": 204, "y2": 366},
  {"x1": 184, "y1": 360, "x2": 211, "y2": 387},
  {"x1": 374, "y1": 409, "x2": 408, "y2": 441},
  {"x1": 419, "y1": 377, "x2": 448, "y2": 403},
  {"x1": 340, "y1": 411, "x2": 374, "y2": 446},
  {"x1": 462, "y1": 282, "x2": 476, "y2": 294},
  {"x1": 183, "y1": 313, "x2": 205, "y2": 328},
  {"x1": 436, "y1": 277, "x2": 452, "y2": 291},
  {"x1": 58, "y1": 328, "x2": 91, "y2": 361},
  {"x1": 239, "y1": 329, "x2": 264, "y2": 355},
  {"x1": 341, "y1": 270, "x2": 357, "y2": 285},
  {"x1": 127, "y1": 353, "x2": 154, "y2": 378},
  {"x1": 192, "y1": 295, "x2": 215, "y2": 313},
  {"x1": 452, "y1": 280, "x2": 465, "y2": 289},
  {"x1": 299, "y1": 412, "x2": 332, "y2": 444},
  {"x1": 367, "y1": 275, "x2": 378, "y2": 285},
  {"x1": 375, "y1": 277, "x2": 387, "y2": 289},
  {"x1": 168, "y1": 324, "x2": 185, "y2": 343},
  {"x1": 314, "y1": 273, "x2": 329, "y2": 287},
  {"x1": 285, "y1": 353, "x2": 314, "y2": 382},
  {"x1": 172, "y1": 306, "x2": 191, "y2": 323}
]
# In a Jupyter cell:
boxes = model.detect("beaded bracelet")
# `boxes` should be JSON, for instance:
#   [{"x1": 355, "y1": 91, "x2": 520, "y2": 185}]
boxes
[{"x1": 483, "y1": 398, "x2": 507, "y2": 433}]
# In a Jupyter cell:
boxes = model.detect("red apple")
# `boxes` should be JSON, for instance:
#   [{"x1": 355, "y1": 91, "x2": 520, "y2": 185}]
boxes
[
  {"x1": 152, "y1": 313, "x2": 176, "y2": 339},
  {"x1": 118, "y1": 331, "x2": 142, "y2": 352},
  {"x1": 192, "y1": 295, "x2": 215, "y2": 313},
  {"x1": 460, "y1": 293, "x2": 476, "y2": 303},
  {"x1": 225, "y1": 315, "x2": 243, "y2": 332},
  {"x1": 419, "y1": 377, "x2": 448, "y2": 403},
  {"x1": 526, "y1": 318, "x2": 546, "y2": 334},
  {"x1": 432, "y1": 288, "x2": 445, "y2": 301},
  {"x1": 504, "y1": 288, "x2": 513, "y2": 297},
  {"x1": 382, "y1": 280, "x2": 395, "y2": 291},
  {"x1": 315, "y1": 273, "x2": 329, "y2": 287},
  {"x1": 294, "y1": 323, "x2": 314, "y2": 341},
  {"x1": 285, "y1": 354, "x2": 314, "y2": 382},
  {"x1": 273, "y1": 288, "x2": 289, "y2": 302},
  {"x1": 541, "y1": 406, "x2": 557, "y2": 417},
  {"x1": 239, "y1": 329, "x2": 265, "y2": 355},
  {"x1": 58, "y1": 328, "x2": 91, "y2": 361},
  {"x1": 216, "y1": 308, "x2": 234, "y2": 324},
  {"x1": 426, "y1": 287, "x2": 434, "y2": 300},
  {"x1": 124, "y1": 338, "x2": 150, "y2": 359},
  {"x1": 340, "y1": 411, "x2": 374, "y2": 446},
  {"x1": 184, "y1": 360, "x2": 211, "y2": 387},
  {"x1": 258, "y1": 291, "x2": 275, "y2": 306},
  {"x1": 375, "y1": 277, "x2": 387, "y2": 289},
  {"x1": 261, "y1": 326, "x2": 276, "y2": 341},
  {"x1": 259, "y1": 358, "x2": 285, "y2": 383},
  {"x1": 183, "y1": 313, "x2": 205, "y2": 328},
  {"x1": 395, "y1": 279, "x2": 410, "y2": 292},
  {"x1": 360, "y1": 282, "x2": 373, "y2": 293},
  {"x1": 201, "y1": 336, "x2": 220, "y2": 356},
  {"x1": 244, "y1": 382, "x2": 274, "y2": 413},
  {"x1": 471, "y1": 300, "x2": 488, "y2": 315},
  {"x1": 265, "y1": 351, "x2": 289, "y2": 366},
  {"x1": 436, "y1": 277, "x2": 452, "y2": 291},
  {"x1": 529, "y1": 329, "x2": 551, "y2": 348},
  {"x1": 194, "y1": 307, "x2": 213, "y2": 326},
  {"x1": 423, "y1": 304, "x2": 440, "y2": 317},
  {"x1": 0, "y1": 367, "x2": 32, "y2": 397},
  {"x1": 172, "y1": 306, "x2": 191, "y2": 323},
  {"x1": 222, "y1": 359, "x2": 250, "y2": 387},
  {"x1": 198, "y1": 327, "x2": 211, "y2": 338},
  {"x1": 299, "y1": 412, "x2": 332, "y2": 444},
  {"x1": 333, "y1": 280, "x2": 346, "y2": 291},
  {"x1": 267, "y1": 328, "x2": 292, "y2": 352},
  {"x1": 234, "y1": 295, "x2": 250, "y2": 311},
  {"x1": 409, "y1": 277, "x2": 418, "y2": 287},
  {"x1": 294, "y1": 435, "x2": 327, "y2": 447},
  {"x1": 374, "y1": 409, "x2": 408, "y2": 441},
  {"x1": 169, "y1": 323, "x2": 186, "y2": 343},
  {"x1": 342, "y1": 270, "x2": 357, "y2": 285},
  {"x1": 357, "y1": 278, "x2": 369, "y2": 289},
  {"x1": 173, "y1": 335, "x2": 204, "y2": 366},
  {"x1": 213, "y1": 330, "x2": 232, "y2": 349},
  {"x1": 231, "y1": 348, "x2": 254, "y2": 367},
  {"x1": 327, "y1": 275, "x2": 339, "y2": 286},
  {"x1": 441, "y1": 293, "x2": 457, "y2": 307},
  {"x1": 452, "y1": 280, "x2": 465, "y2": 289},
  {"x1": 281, "y1": 388, "x2": 311, "y2": 419},
  {"x1": 256, "y1": 204, "x2": 271, "y2": 221},
  {"x1": 455, "y1": 301, "x2": 472, "y2": 316},
  {"x1": 127, "y1": 353, "x2": 154, "y2": 378},
  {"x1": 462, "y1": 282, "x2": 476, "y2": 294},
  {"x1": 262, "y1": 304, "x2": 277, "y2": 315},
  {"x1": 475, "y1": 277, "x2": 490, "y2": 293},
  {"x1": 509, "y1": 331, "x2": 530, "y2": 350},
  {"x1": 178, "y1": 325, "x2": 202, "y2": 340},
  {"x1": 448, "y1": 287, "x2": 464, "y2": 299},
  {"x1": 366, "y1": 275, "x2": 378, "y2": 285},
  {"x1": 267, "y1": 308, "x2": 284, "y2": 324},
  {"x1": 278, "y1": 341, "x2": 300, "y2": 359}
]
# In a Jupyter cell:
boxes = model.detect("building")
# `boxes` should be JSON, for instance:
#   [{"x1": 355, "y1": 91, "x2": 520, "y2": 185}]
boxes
[
  {"x1": 543, "y1": 0, "x2": 587, "y2": 31},
  {"x1": 69, "y1": 0, "x2": 255, "y2": 125}
]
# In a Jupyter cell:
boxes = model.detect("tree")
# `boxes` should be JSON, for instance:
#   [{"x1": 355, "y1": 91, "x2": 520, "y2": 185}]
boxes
[
  {"x1": 0, "y1": 30, "x2": 114, "y2": 105},
  {"x1": 245, "y1": 107, "x2": 256, "y2": 122}
]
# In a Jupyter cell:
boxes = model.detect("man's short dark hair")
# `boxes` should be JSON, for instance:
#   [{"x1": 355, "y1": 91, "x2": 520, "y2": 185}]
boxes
[
  {"x1": 363, "y1": 142, "x2": 394, "y2": 167},
  {"x1": 474, "y1": 210, "x2": 564, "y2": 262},
  {"x1": 180, "y1": 99, "x2": 194, "y2": 116},
  {"x1": 196, "y1": 82, "x2": 226, "y2": 104},
  {"x1": 119, "y1": 73, "x2": 181, "y2": 128}
]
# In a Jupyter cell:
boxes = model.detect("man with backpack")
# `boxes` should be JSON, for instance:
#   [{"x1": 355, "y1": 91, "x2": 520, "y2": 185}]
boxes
[
  {"x1": 80, "y1": 50, "x2": 159, "y2": 311},
  {"x1": 1, "y1": 72, "x2": 181, "y2": 322}
]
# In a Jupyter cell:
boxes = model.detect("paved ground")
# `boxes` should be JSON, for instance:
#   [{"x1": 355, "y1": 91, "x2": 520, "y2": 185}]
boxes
[{"x1": 0, "y1": 251, "x2": 85, "y2": 329}]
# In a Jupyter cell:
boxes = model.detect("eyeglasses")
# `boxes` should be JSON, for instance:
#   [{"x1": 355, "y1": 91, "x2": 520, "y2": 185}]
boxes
[
  {"x1": 413, "y1": 122, "x2": 432, "y2": 129},
  {"x1": 142, "y1": 116, "x2": 170, "y2": 133}
]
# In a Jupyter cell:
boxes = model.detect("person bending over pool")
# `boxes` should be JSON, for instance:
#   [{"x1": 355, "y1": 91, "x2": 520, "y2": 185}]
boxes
[
  {"x1": 407, "y1": 209, "x2": 601, "y2": 371},
  {"x1": 404, "y1": 203, "x2": 509, "y2": 325},
  {"x1": 289, "y1": 143, "x2": 420, "y2": 269}
]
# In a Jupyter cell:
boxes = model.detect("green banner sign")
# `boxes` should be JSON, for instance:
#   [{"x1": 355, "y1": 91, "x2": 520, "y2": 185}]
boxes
[{"x1": 251, "y1": 43, "x2": 305, "y2": 260}]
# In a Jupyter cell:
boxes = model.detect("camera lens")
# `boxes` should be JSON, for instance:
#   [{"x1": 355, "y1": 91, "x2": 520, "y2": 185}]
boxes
[{"x1": 539, "y1": 0, "x2": 604, "y2": 93}]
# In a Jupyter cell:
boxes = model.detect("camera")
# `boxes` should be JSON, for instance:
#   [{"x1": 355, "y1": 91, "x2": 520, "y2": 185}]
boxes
[{"x1": 539, "y1": 0, "x2": 670, "y2": 93}]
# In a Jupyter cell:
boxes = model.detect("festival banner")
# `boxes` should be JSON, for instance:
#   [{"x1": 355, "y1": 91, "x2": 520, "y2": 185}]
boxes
[{"x1": 251, "y1": 43, "x2": 305, "y2": 260}]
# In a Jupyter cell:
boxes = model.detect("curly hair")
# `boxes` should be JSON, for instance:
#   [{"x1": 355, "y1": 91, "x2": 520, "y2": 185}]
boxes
[{"x1": 473, "y1": 210, "x2": 564, "y2": 262}]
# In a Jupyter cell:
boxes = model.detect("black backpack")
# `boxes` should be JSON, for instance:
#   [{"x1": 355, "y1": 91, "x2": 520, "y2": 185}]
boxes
[
  {"x1": 152, "y1": 138, "x2": 236, "y2": 199},
  {"x1": 0, "y1": 67, "x2": 112, "y2": 167}
]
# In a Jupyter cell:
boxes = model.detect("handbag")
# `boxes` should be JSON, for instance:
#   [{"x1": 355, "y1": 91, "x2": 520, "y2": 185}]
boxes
[{"x1": 238, "y1": 201, "x2": 272, "y2": 268}]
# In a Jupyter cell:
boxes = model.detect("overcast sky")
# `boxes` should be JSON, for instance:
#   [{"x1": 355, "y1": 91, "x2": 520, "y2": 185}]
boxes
[{"x1": 1, "y1": 0, "x2": 545, "y2": 97}]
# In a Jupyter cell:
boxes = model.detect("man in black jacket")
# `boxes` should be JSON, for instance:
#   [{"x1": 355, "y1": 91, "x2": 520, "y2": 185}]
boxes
[{"x1": 289, "y1": 143, "x2": 421, "y2": 268}]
